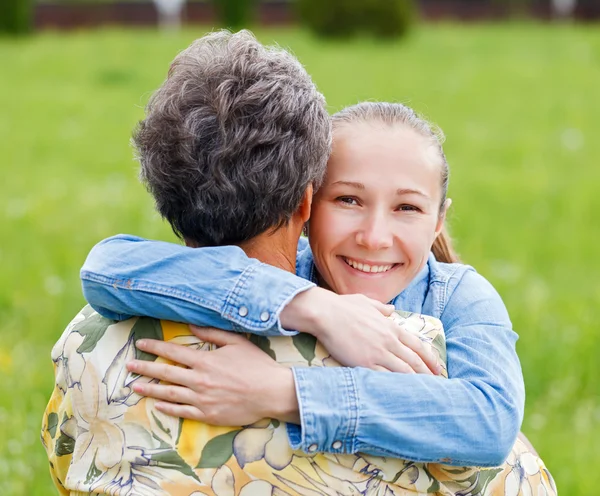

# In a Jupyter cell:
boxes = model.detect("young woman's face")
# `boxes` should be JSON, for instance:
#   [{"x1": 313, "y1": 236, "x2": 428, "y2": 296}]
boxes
[{"x1": 309, "y1": 122, "x2": 447, "y2": 303}]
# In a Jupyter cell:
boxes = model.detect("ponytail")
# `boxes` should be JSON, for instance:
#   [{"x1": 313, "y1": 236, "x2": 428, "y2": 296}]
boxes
[{"x1": 432, "y1": 226, "x2": 460, "y2": 264}]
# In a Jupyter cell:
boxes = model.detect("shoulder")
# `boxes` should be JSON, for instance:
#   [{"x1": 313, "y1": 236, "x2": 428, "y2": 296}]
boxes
[
  {"x1": 52, "y1": 307, "x2": 168, "y2": 396},
  {"x1": 96, "y1": 233, "x2": 147, "y2": 244},
  {"x1": 428, "y1": 258, "x2": 511, "y2": 328},
  {"x1": 427, "y1": 256, "x2": 473, "y2": 287},
  {"x1": 51, "y1": 305, "x2": 111, "y2": 361},
  {"x1": 52, "y1": 306, "x2": 166, "y2": 364}
]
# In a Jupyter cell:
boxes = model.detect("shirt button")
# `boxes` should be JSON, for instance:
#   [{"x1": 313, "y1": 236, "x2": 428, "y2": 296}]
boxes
[
  {"x1": 332, "y1": 440, "x2": 342, "y2": 450},
  {"x1": 260, "y1": 311, "x2": 270, "y2": 322},
  {"x1": 238, "y1": 306, "x2": 249, "y2": 317},
  {"x1": 307, "y1": 444, "x2": 318, "y2": 453}
]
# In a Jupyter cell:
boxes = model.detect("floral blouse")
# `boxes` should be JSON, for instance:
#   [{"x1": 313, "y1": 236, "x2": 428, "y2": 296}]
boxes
[{"x1": 41, "y1": 306, "x2": 556, "y2": 495}]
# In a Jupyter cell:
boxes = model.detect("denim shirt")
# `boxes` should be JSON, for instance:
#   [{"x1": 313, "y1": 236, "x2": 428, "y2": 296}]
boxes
[{"x1": 81, "y1": 234, "x2": 525, "y2": 467}]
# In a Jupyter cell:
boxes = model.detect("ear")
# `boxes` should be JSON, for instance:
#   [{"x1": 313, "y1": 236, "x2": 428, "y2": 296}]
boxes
[
  {"x1": 298, "y1": 184, "x2": 313, "y2": 223},
  {"x1": 434, "y1": 198, "x2": 452, "y2": 238}
]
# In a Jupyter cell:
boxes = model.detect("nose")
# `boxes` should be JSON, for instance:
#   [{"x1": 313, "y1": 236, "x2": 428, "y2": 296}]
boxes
[{"x1": 355, "y1": 211, "x2": 393, "y2": 251}]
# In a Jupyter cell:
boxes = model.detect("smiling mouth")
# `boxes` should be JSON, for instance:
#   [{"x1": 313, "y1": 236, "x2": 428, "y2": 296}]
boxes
[{"x1": 342, "y1": 257, "x2": 399, "y2": 274}]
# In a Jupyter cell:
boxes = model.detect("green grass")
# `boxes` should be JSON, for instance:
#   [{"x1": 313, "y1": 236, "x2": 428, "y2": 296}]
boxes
[{"x1": 1, "y1": 23, "x2": 599, "y2": 495}]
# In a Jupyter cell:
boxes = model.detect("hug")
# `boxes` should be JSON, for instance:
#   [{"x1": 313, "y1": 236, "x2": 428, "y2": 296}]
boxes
[{"x1": 42, "y1": 30, "x2": 556, "y2": 495}]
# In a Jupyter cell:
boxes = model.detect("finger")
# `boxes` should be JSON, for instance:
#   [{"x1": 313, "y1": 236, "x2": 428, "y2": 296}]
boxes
[
  {"x1": 189, "y1": 326, "x2": 247, "y2": 346},
  {"x1": 128, "y1": 359, "x2": 197, "y2": 387},
  {"x1": 395, "y1": 331, "x2": 439, "y2": 375},
  {"x1": 369, "y1": 299, "x2": 395, "y2": 317},
  {"x1": 376, "y1": 354, "x2": 417, "y2": 374},
  {"x1": 155, "y1": 402, "x2": 206, "y2": 422},
  {"x1": 132, "y1": 381, "x2": 197, "y2": 406},
  {"x1": 135, "y1": 339, "x2": 200, "y2": 368},
  {"x1": 372, "y1": 365, "x2": 393, "y2": 373},
  {"x1": 404, "y1": 332, "x2": 441, "y2": 375},
  {"x1": 392, "y1": 339, "x2": 435, "y2": 375}
]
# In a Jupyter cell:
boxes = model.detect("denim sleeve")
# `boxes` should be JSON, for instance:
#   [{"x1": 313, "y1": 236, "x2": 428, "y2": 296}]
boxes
[
  {"x1": 80, "y1": 235, "x2": 314, "y2": 336},
  {"x1": 287, "y1": 269, "x2": 524, "y2": 467}
]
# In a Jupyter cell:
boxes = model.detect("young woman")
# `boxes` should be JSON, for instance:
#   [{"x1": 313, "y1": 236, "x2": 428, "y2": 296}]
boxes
[{"x1": 81, "y1": 102, "x2": 556, "y2": 494}]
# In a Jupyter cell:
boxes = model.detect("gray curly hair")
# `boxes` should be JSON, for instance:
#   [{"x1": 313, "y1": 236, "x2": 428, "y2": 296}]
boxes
[{"x1": 134, "y1": 30, "x2": 331, "y2": 246}]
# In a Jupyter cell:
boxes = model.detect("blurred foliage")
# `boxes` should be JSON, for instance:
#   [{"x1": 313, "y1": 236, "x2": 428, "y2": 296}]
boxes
[
  {"x1": 213, "y1": 0, "x2": 256, "y2": 29},
  {"x1": 363, "y1": 0, "x2": 416, "y2": 38},
  {"x1": 297, "y1": 0, "x2": 415, "y2": 39},
  {"x1": 297, "y1": 0, "x2": 362, "y2": 38},
  {"x1": 0, "y1": 0, "x2": 33, "y2": 35},
  {"x1": 35, "y1": 0, "x2": 192, "y2": 3},
  {"x1": 1, "y1": 24, "x2": 600, "y2": 495}
]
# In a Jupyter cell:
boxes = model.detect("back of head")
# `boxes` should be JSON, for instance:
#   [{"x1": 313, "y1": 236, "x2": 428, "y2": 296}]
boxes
[{"x1": 134, "y1": 30, "x2": 331, "y2": 246}]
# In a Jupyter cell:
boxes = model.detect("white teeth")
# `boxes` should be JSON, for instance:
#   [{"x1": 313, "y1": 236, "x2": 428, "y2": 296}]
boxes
[{"x1": 344, "y1": 258, "x2": 393, "y2": 274}]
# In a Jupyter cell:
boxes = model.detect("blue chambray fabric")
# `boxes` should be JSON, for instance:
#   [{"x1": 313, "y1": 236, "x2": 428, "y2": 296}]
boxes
[
  {"x1": 81, "y1": 235, "x2": 315, "y2": 335},
  {"x1": 81, "y1": 234, "x2": 524, "y2": 467}
]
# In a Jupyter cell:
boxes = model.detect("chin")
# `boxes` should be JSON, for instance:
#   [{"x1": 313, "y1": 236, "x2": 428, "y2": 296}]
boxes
[
  {"x1": 347, "y1": 283, "x2": 392, "y2": 304},
  {"x1": 369, "y1": 291, "x2": 395, "y2": 304}
]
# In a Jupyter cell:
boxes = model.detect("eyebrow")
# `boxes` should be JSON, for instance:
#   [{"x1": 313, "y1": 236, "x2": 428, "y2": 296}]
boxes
[
  {"x1": 331, "y1": 181, "x2": 429, "y2": 198},
  {"x1": 396, "y1": 188, "x2": 429, "y2": 198},
  {"x1": 331, "y1": 181, "x2": 364, "y2": 189}
]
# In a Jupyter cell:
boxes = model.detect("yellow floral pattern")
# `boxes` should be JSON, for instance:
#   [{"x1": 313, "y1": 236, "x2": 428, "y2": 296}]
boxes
[{"x1": 42, "y1": 307, "x2": 557, "y2": 495}]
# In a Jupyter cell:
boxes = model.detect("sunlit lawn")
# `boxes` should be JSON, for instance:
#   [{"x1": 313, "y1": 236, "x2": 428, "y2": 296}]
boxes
[{"x1": 1, "y1": 22, "x2": 599, "y2": 495}]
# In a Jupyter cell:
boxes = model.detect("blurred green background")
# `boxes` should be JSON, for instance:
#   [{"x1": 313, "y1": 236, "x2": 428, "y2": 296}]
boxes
[{"x1": 1, "y1": 20, "x2": 599, "y2": 496}]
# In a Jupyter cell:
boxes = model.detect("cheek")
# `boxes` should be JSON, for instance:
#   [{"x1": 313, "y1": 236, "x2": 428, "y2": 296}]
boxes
[
  {"x1": 309, "y1": 206, "x2": 358, "y2": 283},
  {"x1": 397, "y1": 221, "x2": 439, "y2": 260},
  {"x1": 309, "y1": 204, "x2": 353, "y2": 250}
]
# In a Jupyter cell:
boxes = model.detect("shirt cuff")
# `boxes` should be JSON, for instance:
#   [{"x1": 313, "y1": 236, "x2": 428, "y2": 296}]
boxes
[
  {"x1": 286, "y1": 367, "x2": 359, "y2": 454},
  {"x1": 222, "y1": 263, "x2": 315, "y2": 336}
]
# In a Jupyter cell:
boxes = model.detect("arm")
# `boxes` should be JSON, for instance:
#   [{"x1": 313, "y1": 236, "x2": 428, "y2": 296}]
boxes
[
  {"x1": 82, "y1": 235, "x2": 438, "y2": 372},
  {"x1": 42, "y1": 324, "x2": 77, "y2": 496},
  {"x1": 81, "y1": 235, "x2": 314, "y2": 336},
  {"x1": 127, "y1": 271, "x2": 521, "y2": 467},
  {"x1": 83, "y1": 236, "x2": 518, "y2": 464},
  {"x1": 285, "y1": 269, "x2": 524, "y2": 467},
  {"x1": 42, "y1": 387, "x2": 72, "y2": 496}
]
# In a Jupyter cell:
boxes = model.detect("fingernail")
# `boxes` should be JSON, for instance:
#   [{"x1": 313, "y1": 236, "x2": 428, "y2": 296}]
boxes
[
  {"x1": 127, "y1": 361, "x2": 139, "y2": 372},
  {"x1": 136, "y1": 339, "x2": 147, "y2": 349},
  {"x1": 132, "y1": 383, "x2": 144, "y2": 393}
]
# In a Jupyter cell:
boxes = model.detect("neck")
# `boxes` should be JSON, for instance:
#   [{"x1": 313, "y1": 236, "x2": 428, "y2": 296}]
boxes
[{"x1": 238, "y1": 229, "x2": 298, "y2": 274}]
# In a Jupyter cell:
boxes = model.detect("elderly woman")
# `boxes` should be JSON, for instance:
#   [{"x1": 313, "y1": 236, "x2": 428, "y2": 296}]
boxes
[{"x1": 41, "y1": 30, "x2": 333, "y2": 495}]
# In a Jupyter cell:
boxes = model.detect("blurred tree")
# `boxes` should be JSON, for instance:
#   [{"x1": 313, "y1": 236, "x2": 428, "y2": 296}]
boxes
[
  {"x1": 362, "y1": 0, "x2": 415, "y2": 38},
  {"x1": 494, "y1": 0, "x2": 533, "y2": 17},
  {"x1": 153, "y1": 0, "x2": 186, "y2": 30},
  {"x1": 297, "y1": 0, "x2": 415, "y2": 39},
  {"x1": 213, "y1": 0, "x2": 256, "y2": 29},
  {"x1": 297, "y1": 0, "x2": 363, "y2": 38},
  {"x1": 0, "y1": 0, "x2": 33, "y2": 35},
  {"x1": 552, "y1": 0, "x2": 577, "y2": 18}
]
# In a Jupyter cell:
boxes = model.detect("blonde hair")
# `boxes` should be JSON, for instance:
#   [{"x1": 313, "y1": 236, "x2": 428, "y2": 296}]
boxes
[{"x1": 332, "y1": 102, "x2": 460, "y2": 264}]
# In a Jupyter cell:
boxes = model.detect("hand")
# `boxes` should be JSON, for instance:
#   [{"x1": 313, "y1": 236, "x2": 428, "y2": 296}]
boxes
[
  {"x1": 281, "y1": 287, "x2": 440, "y2": 375},
  {"x1": 127, "y1": 327, "x2": 300, "y2": 425}
]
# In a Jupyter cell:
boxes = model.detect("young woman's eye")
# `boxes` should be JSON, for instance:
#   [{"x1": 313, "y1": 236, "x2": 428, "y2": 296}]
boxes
[
  {"x1": 397, "y1": 204, "x2": 421, "y2": 212},
  {"x1": 337, "y1": 196, "x2": 359, "y2": 206}
]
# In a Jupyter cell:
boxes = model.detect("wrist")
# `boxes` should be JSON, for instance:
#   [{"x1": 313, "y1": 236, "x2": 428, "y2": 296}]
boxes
[
  {"x1": 265, "y1": 366, "x2": 300, "y2": 424},
  {"x1": 280, "y1": 287, "x2": 330, "y2": 338}
]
